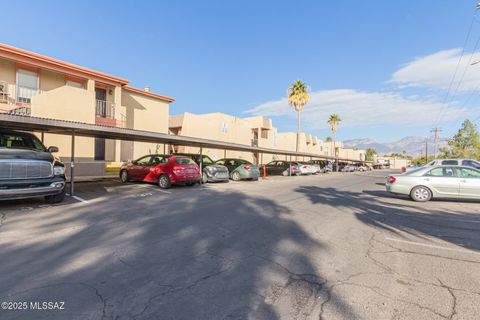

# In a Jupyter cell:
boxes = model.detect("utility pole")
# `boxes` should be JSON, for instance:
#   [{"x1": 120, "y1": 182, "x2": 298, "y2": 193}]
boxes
[
  {"x1": 430, "y1": 127, "x2": 442, "y2": 159},
  {"x1": 425, "y1": 137, "x2": 428, "y2": 162}
]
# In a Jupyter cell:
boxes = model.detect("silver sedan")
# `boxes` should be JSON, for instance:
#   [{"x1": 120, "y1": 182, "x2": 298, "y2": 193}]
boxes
[{"x1": 385, "y1": 165, "x2": 480, "y2": 201}]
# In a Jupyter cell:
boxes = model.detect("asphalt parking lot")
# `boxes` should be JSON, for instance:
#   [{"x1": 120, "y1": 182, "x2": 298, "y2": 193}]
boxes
[{"x1": 1, "y1": 170, "x2": 479, "y2": 320}]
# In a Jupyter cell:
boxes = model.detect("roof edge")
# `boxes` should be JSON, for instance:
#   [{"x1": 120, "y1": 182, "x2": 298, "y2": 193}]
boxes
[
  {"x1": 0, "y1": 43, "x2": 130, "y2": 86},
  {"x1": 123, "y1": 86, "x2": 175, "y2": 103}
]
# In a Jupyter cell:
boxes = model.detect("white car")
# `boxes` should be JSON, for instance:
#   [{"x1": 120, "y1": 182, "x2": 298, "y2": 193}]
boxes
[
  {"x1": 406, "y1": 159, "x2": 480, "y2": 172},
  {"x1": 297, "y1": 162, "x2": 316, "y2": 175}
]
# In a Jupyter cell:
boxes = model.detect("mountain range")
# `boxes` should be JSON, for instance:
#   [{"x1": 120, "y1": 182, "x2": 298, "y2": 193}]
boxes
[{"x1": 343, "y1": 136, "x2": 448, "y2": 156}]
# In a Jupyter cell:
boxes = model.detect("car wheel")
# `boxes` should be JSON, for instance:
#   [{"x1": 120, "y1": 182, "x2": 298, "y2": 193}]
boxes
[
  {"x1": 202, "y1": 172, "x2": 209, "y2": 184},
  {"x1": 120, "y1": 170, "x2": 129, "y2": 183},
  {"x1": 232, "y1": 171, "x2": 241, "y2": 181},
  {"x1": 45, "y1": 186, "x2": 66, "y2": 204},
  {"x1": 295, "y1": 172, "x2": 301, "y2": 176},
  {"x1": 158, "y1": 175, "x2": 171, "y2": 189},
  {"x1": 282, "y1": 170, "x2": 289, "y2": 176},
  {"x1": 410, "y1": 186, "x2": 432, "y2": 202}
]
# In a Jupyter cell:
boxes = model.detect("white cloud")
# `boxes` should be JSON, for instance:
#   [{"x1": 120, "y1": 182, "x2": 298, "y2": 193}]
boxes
[
  {"x1": 245, "y1": 89, "x2": 472, "y2": 130},
  {"x1": 390, "y1": 48, "x2": 480, "y2": 91}
]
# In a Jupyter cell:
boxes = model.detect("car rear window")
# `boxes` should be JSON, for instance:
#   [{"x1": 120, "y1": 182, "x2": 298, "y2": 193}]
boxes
[
  {"x1": 175, "y1": 157, "x2": 196, "y2": 165},
  {"x1": 441, "y1": 160, "x2": 458, "y2": 165}
]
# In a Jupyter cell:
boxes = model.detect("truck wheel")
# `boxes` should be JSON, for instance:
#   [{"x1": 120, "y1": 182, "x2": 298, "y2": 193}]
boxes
[{"x1": 45, "y1": 186, "x2": 66, "y2": 204}]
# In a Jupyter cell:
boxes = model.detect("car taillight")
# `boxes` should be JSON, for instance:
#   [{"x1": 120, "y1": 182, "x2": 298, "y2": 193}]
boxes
[
  {"x1": 173, "y1": 166, "x2": 184, "y2": 173},
  {"x1": 388, "y1": 176, "x2": 396, "y2": 184},
  {"x1": 243, "y1": 166, "x2": 251, "y2": 170},
  {"x1": 292, "y1": 166, "x2": 297, "y2": 170},
  {"x1": 302, "y1": 165, "x2": 307, "y2": 169}
]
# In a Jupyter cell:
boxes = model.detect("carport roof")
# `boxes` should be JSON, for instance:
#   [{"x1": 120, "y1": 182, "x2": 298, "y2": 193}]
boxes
[{"x1": 0, "y1": 114, "x2": 368, "y2": 162}]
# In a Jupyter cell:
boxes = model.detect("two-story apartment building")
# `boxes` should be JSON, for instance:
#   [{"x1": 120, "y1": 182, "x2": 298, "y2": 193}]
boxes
[
  {"x1": 0, "y1": 44, "x2": 174, "y2": 175},
  {"x1": 168, "y1": 112, "x2": 336, "y2": 164}
]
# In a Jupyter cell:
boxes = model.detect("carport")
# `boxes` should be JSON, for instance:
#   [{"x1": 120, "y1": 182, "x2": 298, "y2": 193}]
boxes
[{"x1": 0, "y1": 114, "x2": 370, "y2": 195}]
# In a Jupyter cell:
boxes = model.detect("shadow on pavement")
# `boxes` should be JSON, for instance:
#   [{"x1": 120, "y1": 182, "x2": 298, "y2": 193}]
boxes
[
  {"x1": 295, "y1": 186, "x2": 480, "y2": 252},
  {"x1": 0, "y1": 187, "x2": 355, "y2": 319}
]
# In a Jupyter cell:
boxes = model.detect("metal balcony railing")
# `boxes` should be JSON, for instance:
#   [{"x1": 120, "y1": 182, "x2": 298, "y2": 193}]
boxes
[
  {"x1": 95, "y1": 99, "x2": 115, "y2": 119},
  {"x1": 0, "y1": 81, "x2": 40, "y2": 106}
]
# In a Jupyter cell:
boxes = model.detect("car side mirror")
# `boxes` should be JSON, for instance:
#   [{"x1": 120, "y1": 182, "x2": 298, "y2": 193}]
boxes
[{"x1": 47, "y1": 146, "x2": 59, "y2": 153}]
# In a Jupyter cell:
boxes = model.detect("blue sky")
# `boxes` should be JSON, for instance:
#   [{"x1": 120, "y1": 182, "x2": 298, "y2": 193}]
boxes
[{"x1": 3, "y1": 0, "x2": 480, "y2": 142}]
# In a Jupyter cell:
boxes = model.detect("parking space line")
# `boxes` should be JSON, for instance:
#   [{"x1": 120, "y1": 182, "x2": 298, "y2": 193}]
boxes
[
  {"x1": 71, "y1": 195, "x2": 89, "y2": 203},
  {"x1": 385, "y1": 237, "x2": 480, "y2": 255},
  {"x1": 139, "y1": 185, "x2": 172, "y2": 194}
]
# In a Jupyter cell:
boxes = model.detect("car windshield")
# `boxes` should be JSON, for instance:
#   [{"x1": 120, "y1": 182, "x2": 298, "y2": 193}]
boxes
[
  {"x1": 0, "y1": 132, "x2": 46, "y2": 151},
  {"x1": 202, "y1": 155, "x2": 214, "y2": 165}
]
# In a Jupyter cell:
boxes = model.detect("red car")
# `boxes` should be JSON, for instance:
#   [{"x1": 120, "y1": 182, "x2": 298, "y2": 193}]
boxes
[{"x1": 119, "y1": 154, "x2": 201, "y2": 189}]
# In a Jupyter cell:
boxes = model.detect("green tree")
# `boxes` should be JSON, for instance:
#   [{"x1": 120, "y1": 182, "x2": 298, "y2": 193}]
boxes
[
  {"x1": 365, "y1": 147, "x2": 377, "y2": 161},
  {"x1": 327, "y1": 114, "x2": 342, "y2": 158},
  {"x1": 441, "y1": 119, "x2": 480, "y2": 158},
  {"x1": 288, "y1": 80, "x2": 310, "y2": 153}
]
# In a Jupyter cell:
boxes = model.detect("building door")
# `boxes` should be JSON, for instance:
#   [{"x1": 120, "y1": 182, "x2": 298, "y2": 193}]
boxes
[
  {"x1": 95, "y1": 88, "x2": 107, "y2": 160},
  {"x1": 95, "y1": 138, "x2": 105, "y2": 161},
  {"x1": 95, "y1": 88, "x2": 107, "y2": 117}
]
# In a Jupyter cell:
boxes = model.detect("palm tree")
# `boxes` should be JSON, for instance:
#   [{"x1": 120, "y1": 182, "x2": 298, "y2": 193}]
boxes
[
  {"x1": 288, "y1": 80, "x2": 310, "y2": 154},
  {"x1": 327, "y1": 114, "x2": 342, "y2": 170}
]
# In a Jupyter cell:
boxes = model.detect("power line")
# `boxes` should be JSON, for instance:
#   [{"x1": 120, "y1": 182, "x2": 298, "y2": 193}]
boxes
[{"x1": 434, "y1": 7, "x2": 479, "y2": 126}]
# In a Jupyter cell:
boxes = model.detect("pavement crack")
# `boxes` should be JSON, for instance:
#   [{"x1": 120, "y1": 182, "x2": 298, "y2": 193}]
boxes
[
  {"x1": 438, "y1": 279, "x2": 457, "y2": 320},
  {"x1": 79, "y1": 282, "x2": 108, "y2": 320}
]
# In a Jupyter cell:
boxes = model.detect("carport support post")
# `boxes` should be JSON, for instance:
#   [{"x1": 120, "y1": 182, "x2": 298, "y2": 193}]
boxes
[
  {"x1": 289, "y1": 155, "x2": 292, "y2": 176},
  {"x1": 199, "y1": 146, "x2": 203, "y2": 183},
  {"x1": 70, "y1": 131, "x2": 75, "y2": 196}
]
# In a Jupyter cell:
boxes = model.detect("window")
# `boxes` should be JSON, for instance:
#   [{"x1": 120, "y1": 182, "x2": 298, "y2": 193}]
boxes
[
  {"x1": 462, "y1": 160, "x2": 480, "y2": 169},
  {"x1": 151, "y1": 156, "x2": 169, "y2": 165},
  {"x1": 175, "y1": 157, "x2": 195, "y2": 165},
  {"x1": 215, "y1": 159, "x2": 225, "y2": 165},
  {"x1": 66, "y1": 80, "x2": 84, "y2": 89},
  {"x1": 16, "y1": 69, "x2": 38, "y2": 103},
  {"x1": 0, "y1": 132, "x2": 45, "y2": 151},
  {"x1": 136, "y1": 156, "x2": 152, "y2": 165},
  {"x1": 441, "y1": 160, "x2": 458, "y2": 165},
  {"x1": 425, "y1": 167, "x2": 455, "y2": 177},
  {"x1": 459, "y1": 168, "x2": 480, "y2": 178},
  {"x1": 221, "y1": 122, "x2": 228, "y2": 133},
  {"x1": 201, "y1": 155, "x2": 214, "y2": 165}
]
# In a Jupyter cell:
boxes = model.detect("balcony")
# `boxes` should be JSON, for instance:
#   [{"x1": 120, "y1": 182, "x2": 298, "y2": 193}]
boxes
[
  {"x1": 95, "y1": 99, "x2": 124, "y2": 127},
  {"x1": 0, "y1": 81, "x2": 39, "y2": 116}
]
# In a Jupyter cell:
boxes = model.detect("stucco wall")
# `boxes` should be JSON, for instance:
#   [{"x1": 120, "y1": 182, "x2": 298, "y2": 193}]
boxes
[
  {"x1": 30, "y1": 84, "x2": 96, "y2": 158},
  {"x1": 122, "y1": 90, "x2": 170, "y2": 159}
]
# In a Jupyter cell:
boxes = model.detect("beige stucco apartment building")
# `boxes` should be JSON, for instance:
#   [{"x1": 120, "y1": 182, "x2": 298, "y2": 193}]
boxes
[
  {"x1": 168, "y1": 112, "x2": 361, "y2": 164},
  {"x1": 0, "y1": 43, "x2": 366, "y2": 174},
  {"x1": 0, "y1": 44, "x2": 174, "y2": 175}
]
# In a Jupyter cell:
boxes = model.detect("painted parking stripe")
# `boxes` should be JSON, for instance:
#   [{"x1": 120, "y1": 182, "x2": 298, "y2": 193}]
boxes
[
  {"x1": 139, "y1": 185, "x2": 172, "y2": 194},
  {"x1": 71, "y1": 195, "x2": 89, "y2": 203},
  {"x1": 385, "y1": 237, "x2": 480, "y2": 255}
]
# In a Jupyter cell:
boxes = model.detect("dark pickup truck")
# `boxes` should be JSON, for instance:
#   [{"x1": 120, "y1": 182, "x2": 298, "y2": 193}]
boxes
[{"x1": 0, "y1": 129, "x2": 66, "y2": 203}]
